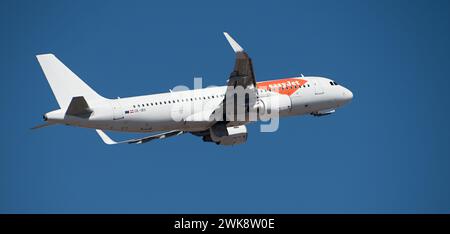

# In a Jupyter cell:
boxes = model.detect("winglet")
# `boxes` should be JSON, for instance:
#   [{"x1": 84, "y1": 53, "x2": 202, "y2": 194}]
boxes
[
  {"x1": 96, "y1": 129, "x2": 117, "y2": 145},
  {"x1": 223, "y1": 32, "x2": 244, "y2": 53}
]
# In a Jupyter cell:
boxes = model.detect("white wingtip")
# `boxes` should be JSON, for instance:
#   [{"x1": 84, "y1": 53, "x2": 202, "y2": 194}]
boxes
[
  {"x1": 96, "y1": 129, "x2": 117, "y2": 145},
  {"x1": 223, "y1": 32, "x2": 244, "y2": 53},
  {"x1": 36, "y1": 53, "x2": 55, "y2": 59}
]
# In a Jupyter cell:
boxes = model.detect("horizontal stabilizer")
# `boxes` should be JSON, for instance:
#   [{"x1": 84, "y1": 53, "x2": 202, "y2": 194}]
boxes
[
  {"x1": 30, "y1": 122, "x2": 57, "y2": 130},
  {"x1": 96, "y1": 129, "x2": 184, "y2": 145}
]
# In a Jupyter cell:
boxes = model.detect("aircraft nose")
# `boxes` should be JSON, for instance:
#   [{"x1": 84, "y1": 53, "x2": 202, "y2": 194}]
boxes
[
  {"x1": 344, "y1": 88, "x2": 353, "y2": 101},
  {"x1": 338, "y1": 87, "x2": 353, "y2": 105}
]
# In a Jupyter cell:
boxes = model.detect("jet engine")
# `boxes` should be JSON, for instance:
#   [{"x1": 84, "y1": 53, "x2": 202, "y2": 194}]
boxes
[
  {"x1": 255, "y1": 95, "x2": 292, "y2": 114},
  {"x1": 192, "y1": 124, "x2": 247, "y2": 145},
  {"x1": 209, "y1": 124, "x2": 247, "y2": 145}
]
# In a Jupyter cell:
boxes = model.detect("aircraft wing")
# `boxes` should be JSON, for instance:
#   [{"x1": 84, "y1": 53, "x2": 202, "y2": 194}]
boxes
[
  {"x1": 223, "y1": 32, "x2": 256, "y2": 89},
  {"x1": 212, "y1": 32, "x2": 258, "y2": 123},
  {"x1": 96, "y1": 129, "x2": 184, "y2": 145}
]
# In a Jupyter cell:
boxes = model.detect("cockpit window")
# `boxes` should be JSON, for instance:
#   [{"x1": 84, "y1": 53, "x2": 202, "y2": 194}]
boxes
[
  {"x1": 333, "y1": 81, "x2": 338, "y2": 85},
  {"x1": 329, "y1": 81, "x2": 334, "y2": 86}
]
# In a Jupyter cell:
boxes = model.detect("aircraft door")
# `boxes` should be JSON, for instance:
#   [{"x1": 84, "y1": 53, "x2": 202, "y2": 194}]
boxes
[
  {"x1": 112, "y1": 102, "x2": 124, "y2": 120},
  {"x1": 314, "y1": 80, "x2": 324, "y2": 95}
]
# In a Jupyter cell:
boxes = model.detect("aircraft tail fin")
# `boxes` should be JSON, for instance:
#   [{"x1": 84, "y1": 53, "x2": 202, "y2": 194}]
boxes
[{"x1": 36, "y1": 54, "x2": 107, "y2": 108}]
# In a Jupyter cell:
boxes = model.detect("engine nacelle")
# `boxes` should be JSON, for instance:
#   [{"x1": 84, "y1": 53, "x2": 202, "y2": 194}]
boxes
[
  {"x1": 256, "y1": 95, "x2": 292, "y2": 114},
  {"x1": 209, "y1": 124, "x2": 248, "y2": 146}
]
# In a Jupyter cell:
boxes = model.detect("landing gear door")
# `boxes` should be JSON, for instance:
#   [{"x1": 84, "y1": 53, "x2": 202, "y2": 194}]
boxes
[
  {"x1": 112, "y1": 101, "x2": 124, "y2": 120},
  {"x1": 314, "y1": 80, "x2": 324, "y2": 95}
]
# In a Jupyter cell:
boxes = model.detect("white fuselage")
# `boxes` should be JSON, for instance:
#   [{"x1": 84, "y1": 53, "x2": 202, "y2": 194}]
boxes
[{"x1": 44, "y1": 76, "x2": 353, "y2": 133}]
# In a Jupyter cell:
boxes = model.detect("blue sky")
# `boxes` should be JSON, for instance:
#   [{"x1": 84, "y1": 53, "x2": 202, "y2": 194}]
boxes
[{"x1": 1, "y1": 0, "x2": 450, "y2": 213}]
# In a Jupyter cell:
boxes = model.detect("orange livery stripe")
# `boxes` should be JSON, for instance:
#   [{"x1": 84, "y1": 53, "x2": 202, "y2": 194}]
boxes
[{"x1": 257, "y1": 77, "x2": 307, "y2": 96}]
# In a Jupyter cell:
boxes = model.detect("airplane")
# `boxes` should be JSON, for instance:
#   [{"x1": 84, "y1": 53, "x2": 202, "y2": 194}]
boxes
[{"x1": 33, "y1": 32, "x2": 353, "y2": 146}]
